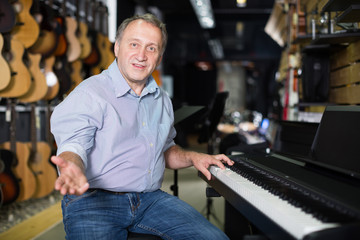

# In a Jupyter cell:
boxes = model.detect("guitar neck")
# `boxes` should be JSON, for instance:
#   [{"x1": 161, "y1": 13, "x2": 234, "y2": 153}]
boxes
[
  {"x1": 8, "y1": 99, "x2": 18, "y2": 167},
  {"x1": 30, "y1": 103, "x2": 38, "y2": 152}
]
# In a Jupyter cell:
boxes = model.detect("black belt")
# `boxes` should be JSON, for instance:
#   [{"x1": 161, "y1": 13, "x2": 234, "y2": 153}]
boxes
[{"x1": 88, "y1": 188, "x2": 129, "y2": 195}]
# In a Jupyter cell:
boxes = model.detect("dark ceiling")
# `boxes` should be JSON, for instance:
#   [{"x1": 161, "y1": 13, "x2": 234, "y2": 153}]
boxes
[{"x1": 117, "y1": 0, "x2": 282, "y2": 63}]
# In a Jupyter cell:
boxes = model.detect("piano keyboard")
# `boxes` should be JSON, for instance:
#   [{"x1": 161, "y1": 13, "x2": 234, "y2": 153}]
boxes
[{"x1": 210, "y1": 161, "x2": 341, "y2": 239}]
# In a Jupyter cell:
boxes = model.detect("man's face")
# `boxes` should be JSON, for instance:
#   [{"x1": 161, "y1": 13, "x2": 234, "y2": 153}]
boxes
[{"x1": 114, "y1": 20, "x2": 163, "y2": 86}]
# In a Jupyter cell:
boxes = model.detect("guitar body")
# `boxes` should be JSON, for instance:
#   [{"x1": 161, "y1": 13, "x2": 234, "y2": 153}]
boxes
[
  {"x1": 11, "y1": 0, "x2": 40, "y2": 48},
  {"x1": 83, "y1": 30, "x2": 100, "y2": 67},
  {"x1": 91, "y1": 4, "x2": 114, "y2": 75},
  {"x1": 68, "y1": 59, "x2": 83, "y2": 94},
  {"x1": 65, "y1": 16, "x2": 81, "y2": 62},
  {"x1": 53, "y1": 16, "x2": 68, "y2": 57},
  {"x1": 43, "y1": 56, "x2": 60, "y2": 100},
  {"x1": 0, "y1": 0, "x2": 16, "y2": 33},
  {"x1": 78, "y1": 22, "x2": 91, "y2": 59},
  {"x1": 29, "y1": 1, "x2": 59, "y2": 57},
  {"x1": 28, "y1": 142, "x2": 57, "y2": 198},
  {"x1": 0, "y1": 142, "x2": 36, "y2": 202},
  {"x1": 29, "y1": 29, "x2": 58, "y2": 57},
  {"x1": 54, "y1": 55, "x2": 72, "y2": 99},
  {"x1": 0, "y1": 34, "x2": 11, "y2": 91},
  {"x1": 82, "y1": 0, "x2": 100, "y2": 68},
  {"x1": 103, "y1": 36, "x2": 115, "y2": 70},
  {"x1": 0, "y1": 38, "x2": 31, "y2": 98},
  {"x1": 0, "y1": 149, "x2": 20, "y2": 205},
  {"x1": 18, "y1": 52, "x2": 48, "y2": 103},
  {"x1": 92, "y1": 33, "x2": 108, "y2": 75}
]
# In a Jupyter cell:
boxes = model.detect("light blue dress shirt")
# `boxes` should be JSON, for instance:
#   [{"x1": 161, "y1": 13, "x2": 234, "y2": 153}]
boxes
[{"x1": 51, "y1": 60, "x2": 176, "y2": 192}]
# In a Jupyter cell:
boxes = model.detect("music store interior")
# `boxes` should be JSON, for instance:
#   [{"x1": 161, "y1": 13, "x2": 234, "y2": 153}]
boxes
[{"x1": 1, "y1": 0, "x2": 360, "y2": 239}]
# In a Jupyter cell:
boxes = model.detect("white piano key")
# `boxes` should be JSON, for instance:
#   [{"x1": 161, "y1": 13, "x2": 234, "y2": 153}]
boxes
[{"x1": 210, "y1": 166, "x2": 339, "y2": 239}]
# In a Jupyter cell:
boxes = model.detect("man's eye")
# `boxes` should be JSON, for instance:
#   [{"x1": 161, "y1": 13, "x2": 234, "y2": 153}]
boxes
[
  {"x1": 131, "y1": 43, "x2": 137, "y2": 47},
  {"x1": 148, "y1": 46, "x2": 156, "y2": 52}
]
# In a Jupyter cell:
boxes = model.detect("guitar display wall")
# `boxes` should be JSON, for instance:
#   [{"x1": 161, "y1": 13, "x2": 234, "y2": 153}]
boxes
[{"x1": 0, "y1": 0, "x2": 115, "y2": 206}]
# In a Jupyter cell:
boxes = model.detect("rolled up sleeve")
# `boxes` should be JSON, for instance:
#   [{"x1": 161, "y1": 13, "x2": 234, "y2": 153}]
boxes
[{"x1": 51, "y1": 89, "x2": 103, "y2": 168}]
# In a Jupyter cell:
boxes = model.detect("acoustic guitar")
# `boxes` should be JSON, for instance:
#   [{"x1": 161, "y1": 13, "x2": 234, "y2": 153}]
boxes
[
  {"x1": 28, "y1": 103, "x2": 57, "y2": 198},
  {"x1": 0, "y1": 100, "x2": 36, "y2": 202},
  {"x1": 0, "y1": 34, "x2": 32, "y2": 98},
  {"x1": 0, "y1": 160, "x2": 3, "y2": 207},
  {"x1": 42, "y1": 56, "x2": 60, "y2": 101},
  {"x1": 67, "y1": 59, "x2": 83, "y2": 94},
  {"x1": 53, "y1": 0, "x2": 68, "y2": 57},
  {"x1": 18, "y1": 52, "x2": 48, "y2": 103},
  {"x1": 101, "y1": 5, "x2": 115, "y2": 69},
  {"x1": 29, "y1": 0, "x2": 59, "y2": 58},
  {"x1": 64, "y1": 0, "x2": 81, "y2": 62},
  {"x1": 52, "y1": 0, "x2": 73, "y2": 98},
  {"x1": 0, "y1": 148, "x2": 20, "y2": 205},
  {"x1": 76, "y1": 0, "x2": 91, "y2": 59},
  {"x1": 0, "y1": 0, "x2": 16, "y2": 33},
  {"x1": 83, "y1": 0, "x2": 100, "y2": 68},
  {"x1": 45, "y1": 102, "x2": 56, "y2": 154},
  {"x1": 91, "y1": 2, "x2": 108, "y2": 75},
  {"x1": 54, "y1": 55, "x2": 72, "y2": 100},
  {"x1": 45, "y1": 102, "x2": 57, "y2": 168},
  {"x1": 0, "y1": 33, "x2": 11, "y2": 91},
  {"x1": 92, "y1": 3, "x2": 114, "y2": 75},
  {"x1": 11, "y1": 0, "x2": 40, "y2": 49}
]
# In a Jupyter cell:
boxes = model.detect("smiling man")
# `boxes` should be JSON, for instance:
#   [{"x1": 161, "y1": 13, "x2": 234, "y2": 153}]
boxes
[{"x1": 50, "y1": 13, "x2": 232, "y2": 240}]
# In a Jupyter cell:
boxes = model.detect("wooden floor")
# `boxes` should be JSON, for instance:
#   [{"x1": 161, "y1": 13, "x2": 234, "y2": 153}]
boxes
[{"x1": 0, "y1": 201, "x2": 62, "y2": 240}]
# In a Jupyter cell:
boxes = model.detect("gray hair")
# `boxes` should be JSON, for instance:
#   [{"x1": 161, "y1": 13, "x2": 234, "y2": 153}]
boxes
[{"x1": 115, "y1": 13, "x2": 168, "y2": 55}]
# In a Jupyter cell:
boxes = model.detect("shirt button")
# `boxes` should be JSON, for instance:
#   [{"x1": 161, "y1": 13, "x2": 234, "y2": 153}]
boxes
[
  {"x1": 150, "y1": 143, "x2": 153, "y2": 147},
  {"x1": 142, "y1": 122, "x2": 146, "y2": 126},
  {"x1": 148, "y1": 170, "x2": 151, "y2": 174}
]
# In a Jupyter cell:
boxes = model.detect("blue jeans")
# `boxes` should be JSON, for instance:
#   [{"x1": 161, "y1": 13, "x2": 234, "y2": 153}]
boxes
[{"x1": 61, "y1": 189, "x2": 229, "y2": 240}]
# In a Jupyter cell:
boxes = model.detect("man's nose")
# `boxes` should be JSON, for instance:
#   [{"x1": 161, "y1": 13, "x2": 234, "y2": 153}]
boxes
[{"x1": 136, "y1": 48, "x2": 147, "y2": 61}]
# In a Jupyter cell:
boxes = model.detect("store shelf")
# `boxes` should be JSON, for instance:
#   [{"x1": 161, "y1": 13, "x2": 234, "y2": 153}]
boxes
[
  {"x1": 321, "y1": 0, "x2": 360, "y2": 12},
  {"x1": 312, "y1": 31, "x2": 360, "y2": 44},
  {"x1": 336, "y1": 5, "x2": 360, "y2": 23},
  {"x1": 293, "y1": 34, "x2": 312, "y2": 44},
  {"x1": 301, "y1": 43, "x2": 346, "y2": 54}
]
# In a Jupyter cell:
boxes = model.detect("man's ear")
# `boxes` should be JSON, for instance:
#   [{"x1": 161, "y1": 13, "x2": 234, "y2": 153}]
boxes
[{"x1": 114, "y1": 40, "x2": 119, "y2": 58}]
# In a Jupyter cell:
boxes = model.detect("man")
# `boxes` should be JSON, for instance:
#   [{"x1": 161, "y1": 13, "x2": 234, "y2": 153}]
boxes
[{"x1": 50, "y1": 13, "x2": 233, "y2": 239}]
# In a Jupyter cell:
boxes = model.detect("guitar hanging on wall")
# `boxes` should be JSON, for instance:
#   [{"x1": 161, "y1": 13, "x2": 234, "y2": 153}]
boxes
[
  {"x1": 0, "y1": 0, "x2": 16, "y2": 33},
  {"x1": 29, "y1": 0, "x2": 59, "y2": 58},
  {"x1": 0, "y1": 100, "x2": 36, "y2": 202},
  {"x1": 0, "y1": 33, "x2": 32, "y2": 98},
  {"x1": 28, "y1": 103, "x2": 58, "y2": 198},
  {"x1": 0, "y1": 147, "x2": 20, "y2": 205},
  {"x1": 0, "y1": 33, "x2": 11, "y2": 92},
  {"x1": 11, "y1": 0, "x2": 40, "y2": 49}
]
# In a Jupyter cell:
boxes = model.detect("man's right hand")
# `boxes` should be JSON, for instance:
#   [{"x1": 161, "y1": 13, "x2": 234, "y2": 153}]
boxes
[{"x1": 51, "y1": 155, "x2": 89, "y2": 196}]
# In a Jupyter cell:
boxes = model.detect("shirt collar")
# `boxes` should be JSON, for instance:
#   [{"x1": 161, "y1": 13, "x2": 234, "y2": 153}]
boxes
[{"x1": 108, "y1": 59, "x2": 160, "y2": 99}]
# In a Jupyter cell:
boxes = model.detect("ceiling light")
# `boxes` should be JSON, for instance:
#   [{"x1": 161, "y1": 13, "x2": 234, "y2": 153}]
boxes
[
  {"x1": 236, "y1": 0, "x2": 247, "y2": 8},
  {"x1": 189, "y1": 0, "x2": 215, "y2": 29}
]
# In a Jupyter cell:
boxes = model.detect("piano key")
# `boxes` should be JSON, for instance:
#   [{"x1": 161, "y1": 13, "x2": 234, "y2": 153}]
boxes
[
  {"x1": 226, "y1": 161, "x2": 354, "y2": 223},
  {"x1": 210, "y1": 165, "x2": 339, "y2": 239}
]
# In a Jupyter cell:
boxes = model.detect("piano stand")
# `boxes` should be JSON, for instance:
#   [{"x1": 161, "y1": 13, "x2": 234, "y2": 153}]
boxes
[
  {"x1": 225, "y1": 201, "x2": 265, "y2": 239},
  {"x1": 206, "y1": 186, "x2": 221, "y2": 197},
  {"x1": 200, "y1": 187, "x2": 222, "y2": 226}
]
